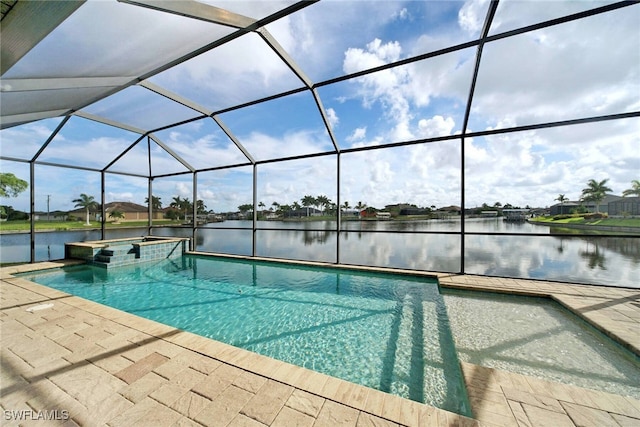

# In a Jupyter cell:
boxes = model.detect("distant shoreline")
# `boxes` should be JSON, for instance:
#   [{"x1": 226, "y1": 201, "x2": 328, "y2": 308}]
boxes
[{"x1": 528, "y1": 219, "x2": 640, "y2": 234}]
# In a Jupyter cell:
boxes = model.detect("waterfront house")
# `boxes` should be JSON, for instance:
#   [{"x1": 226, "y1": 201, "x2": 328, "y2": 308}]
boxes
[{"x1": 608, "y1": 196, "x2": 640, "y2": 217}]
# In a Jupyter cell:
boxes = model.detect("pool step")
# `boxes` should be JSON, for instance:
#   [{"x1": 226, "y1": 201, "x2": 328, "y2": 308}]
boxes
[{"x1": 94, "y1": 245, "x2": 138, "y2": 265}]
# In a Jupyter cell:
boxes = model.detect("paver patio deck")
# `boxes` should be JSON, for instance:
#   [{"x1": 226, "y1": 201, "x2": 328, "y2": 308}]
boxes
[{"x1": 1, "y1": 259, "x2": 639, "y2": 426}]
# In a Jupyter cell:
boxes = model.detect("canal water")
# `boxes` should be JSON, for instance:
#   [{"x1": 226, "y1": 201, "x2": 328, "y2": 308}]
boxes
[{"x1": 1, "y1": 218, "x2": 638, "y2": 288}]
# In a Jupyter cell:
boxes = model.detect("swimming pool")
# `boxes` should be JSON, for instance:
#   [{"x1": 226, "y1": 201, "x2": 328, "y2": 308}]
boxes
[
  {"x1": 20, "y1": 255, "x2": 471, "y2": 415},
  {"x1": 20, "y1": 254, "x2": 640, "y2": 412}
]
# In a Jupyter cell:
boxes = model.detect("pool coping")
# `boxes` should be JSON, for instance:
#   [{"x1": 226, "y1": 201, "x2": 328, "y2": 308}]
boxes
[{"x1": 1, "y1": 258, "x2": 639, "y2": 426}]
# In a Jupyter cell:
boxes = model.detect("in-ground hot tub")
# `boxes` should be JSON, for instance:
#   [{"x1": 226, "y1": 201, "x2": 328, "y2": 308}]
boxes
[{"x1": 65, "y1": 236, "x2": 189, "y2": 268}]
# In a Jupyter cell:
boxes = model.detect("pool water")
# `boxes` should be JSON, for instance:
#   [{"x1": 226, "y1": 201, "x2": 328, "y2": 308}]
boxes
[
  {"x1": 442, "y1": 290, "x2": 640, "y2": 399},
  {"x1": 21, "y1": 255, "x2": 471, "y2": 415}
]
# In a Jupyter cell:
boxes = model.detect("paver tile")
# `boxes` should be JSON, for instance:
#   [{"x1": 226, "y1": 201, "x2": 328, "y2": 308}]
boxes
[
  {"x1": 233, "y1": 371, "x2": 268, "y2": 394},
  {"x1": 363, "y1": 389, "x2": 387, "y2": 418},
  {"x1": 561, "y1": 401, "x2": 619, "y2": 427},
  {"x1": 119, "y1": 371, "x2": 169, "y2": 403},
  {"x1": 89, "y1": 353, "x2": 133, "y2": 375},
  {"x1": 397, "y1": 399, "x2": 421, "y2": 426},
  {"x1": 107, "y1": 396, "x2": 158, "y2": 427},
  {"x1": 211, "y1": 363, "x2": 245, "y2": 384},
  {"x1": 314, "y1": 400, "x2": 359, "y2": 427},
  {"x1": 270, "y1": 405, "x2": 314, "y2": 427},
  {"x1": 380, "y1": 393, "x2": 404, "y2": 421},
  {"x1": 195, "y1": 385, "x2": 254, "y2": 427},
  {"x1": 149, "y1": 383, "x2": 189, "y2": 407},
  {"x1": 505, "y1": 400, "x2": 532, "y2": 427},
  {"x1": 128, "y1": 401, "x2": 182, "y2": 427},
  {"x1": 501, "y1": 387, "x2": 565, "y2": 413},
  {"x1": 169, "y1": 391, "x2": 210, "y2": 418},
  {"x1": 171, "y1": 416, "x2": 205, "y2": 427},
  {"x1": 241, "y1": 379, "x2": 293, "y2": 425},
  {"x1": 345, "y1": 384, "x2": 370, "y2": 411},
  {"x1": 285, "y1": 389, "x2": 325, "y2": 418},
  {"x1": 356, "y1": 412, "x2": 400, "y2": 427},
  {"x1": 91, "y1": 392, "x2": 135, "y2": 425},
  {"x1": 191, "y1": 372, "x2": 233, "y2": 401},
  {"x1": 115, "y1": 351, "x2": 169, "y2": 384},
  {"x1": 227, "y1": 414, "x2": 268, "y2": 427},
  {"x1": 48, "y1": 361, "x2": 126, "y2": 408},
  {"x1": 521, "y1": 402, "x2": 575, "y2": 427},
  {"x1": 611, "y1": 412, "x2": 640, "y2": 427}
]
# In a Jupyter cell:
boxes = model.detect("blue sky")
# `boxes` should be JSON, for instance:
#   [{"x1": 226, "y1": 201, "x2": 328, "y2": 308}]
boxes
[{"x1": 1, "y1": 0, "x2": 638, "y2": 214}]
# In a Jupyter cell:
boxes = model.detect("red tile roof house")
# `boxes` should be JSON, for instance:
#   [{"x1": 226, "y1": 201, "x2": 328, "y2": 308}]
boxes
[{"x1": 68, "y1": 202, "x2": 165, "y2": 223}]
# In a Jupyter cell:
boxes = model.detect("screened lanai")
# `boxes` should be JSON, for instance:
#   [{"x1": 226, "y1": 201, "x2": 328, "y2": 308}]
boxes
[{"x1": 1, "y1": 0, "x2": 639, "y2": 288}]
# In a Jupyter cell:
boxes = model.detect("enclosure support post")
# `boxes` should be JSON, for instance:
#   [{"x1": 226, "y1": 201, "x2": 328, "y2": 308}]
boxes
[
  {"x1": 192, "y1": 172, "x2": 197, "y2": 252},
  {"x1": 460, "y1": 138, "x2": 465, "y2": 274},
  {"x1": 101, "y1": 171, "x2": 106, "y2": 240},
  {"x1": 336, "y1": 153, "x2": 341, "y2": 264},
  {"x1": 252, "y1": 164, "x2": 257, "y2": 257},
  {"x1": 148, "y1": 177, "x2": 153, "y2": 235},
  {"x1": 29, "y1": 162, "x2": 35, "y2": 263}
]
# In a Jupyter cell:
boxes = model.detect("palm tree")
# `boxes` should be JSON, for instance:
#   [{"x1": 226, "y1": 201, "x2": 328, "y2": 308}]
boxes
[
  {"x1": 342, "y1": 201, "x2": 351, "y2": 211},
  {"x1": 109, "y1": 209, "x2": 124, "y2": 224},
  {"x1": 622, "y1": 179, "x2": 640, "y2": 197},
  {"x1": 170, "y1": 196, "x2": 191, "y2": 221},
  {"x1": 72, "y1": 193, "x2": 98, "y2": 226},
  {"x1": 196, "y1": 199, "x2": 207, "y2": 215},
  {"x1": 301, "y1": 195, "x2": 316, "y2": 217},
  {"x1": 555, "y1": 194, "x2": 568, "y2": 214},
  {"x1": 316, "y1": 195, "x2": 330, "y2": 214},
  {"x1": 145, "y1": 195, "x2": 162, "y2": 210},
  {"x1": 581, "y1": 179, "x2": 612, "y2": 213}
]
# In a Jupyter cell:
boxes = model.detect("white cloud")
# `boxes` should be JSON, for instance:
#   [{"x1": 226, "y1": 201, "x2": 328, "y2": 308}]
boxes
[
  {"x1": 326, "y1": 108, "x2": 339, "y2": 128},
  {"x1": 458, "y1": 0, "x2": 490, "y2": 36},
  {"x1": 107, "y1": 191, "x2": 134, "y2": 202},
  {"x1": 471, "y1": 7, "x2": 640, "y2": 127},
  {"x1": 343, "y1": 39, "x2": 402, "y2": 75},
  {"x1": 417, "y1": 116, "x2": 456, "y2": 138},
  {"x1": 240, "y1": 129, "x2": 332, "y2": 161},
  {"x1": 347, "y1": 127, "x2": 367, "y2": 142},
  {"x1": 394, "y1": 8, "x2": 409, "y2": 21}
]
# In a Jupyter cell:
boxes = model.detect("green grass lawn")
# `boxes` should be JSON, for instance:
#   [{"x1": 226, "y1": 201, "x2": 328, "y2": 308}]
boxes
[
  {"x1": 0, "y1": 220, "x2": 183, "y2": 232},
  {"x1": 530, "y1": 216, "x2": 640, "y2": 227}
]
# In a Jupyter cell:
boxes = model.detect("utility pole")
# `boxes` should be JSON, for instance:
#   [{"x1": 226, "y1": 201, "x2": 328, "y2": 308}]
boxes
[{"x1": 47, "y1": 194, "x2": 50, "y2": 221}]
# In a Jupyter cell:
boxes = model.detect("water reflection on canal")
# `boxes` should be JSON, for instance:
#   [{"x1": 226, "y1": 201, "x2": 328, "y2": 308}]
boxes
[{"x1": 1, "y1": 218, "x2": 638, "y2": 288}]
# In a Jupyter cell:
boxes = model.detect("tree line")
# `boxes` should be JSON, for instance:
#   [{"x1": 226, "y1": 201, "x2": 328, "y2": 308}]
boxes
[{"x1": 237, "y1": 195, "x2": 369, "y2": 217}]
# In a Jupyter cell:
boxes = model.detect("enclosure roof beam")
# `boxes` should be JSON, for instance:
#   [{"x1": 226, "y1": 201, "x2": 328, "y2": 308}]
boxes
[
  {"x1": 257, "y1": 27, "x2": 314, "y2": 89},
  {"x1": 73, "y1": 111, "x2": 146, "y2": 135},
  {"x1": 102, "y1": 134, "x2": 148, "y2": 174},
  {"x1": 312, "y1": 88, "x2": 340, "y2": 153},
  {"x1": 30, "y1": 115, "x2": 71, "y2": 163},
  {"x1": 1, "y1": 110, "x2": 70, "y2": 129},
  {"x1": 211, "y1": 116, "x2": 255, "y2": 165},
  {"x1": 0, "y1": 76, "x2": 136, "y2": 92},
  {"x1": 118, "y1": 0, "x2": 256, "y2": 29},
  {"x1": 139, "y1": 81, "x2": 213, "y2": 116},
  {"x1": 148, "y1": 133, "x2": 195, "y2": 173}
]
